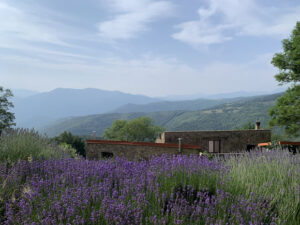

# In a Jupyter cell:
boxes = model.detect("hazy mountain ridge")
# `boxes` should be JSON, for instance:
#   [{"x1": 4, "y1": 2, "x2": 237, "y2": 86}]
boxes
[
  {"x1": 12, "y1": 88, "x2": 160, "y2": 129},
  {"x1": 42, "y1": 92, "x2": 284, "y2": 137},
  {"x1": 162, "y1": 88, "x2": 286, "y2": 100},
  {"x1": 111, "y1": 97, "x2": 249, "y2": 113},
  {"x1": 11, "y1": 88, "x2": 271, "y2": 129}
]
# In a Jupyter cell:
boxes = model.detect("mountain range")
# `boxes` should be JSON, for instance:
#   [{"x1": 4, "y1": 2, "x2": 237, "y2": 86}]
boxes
[
  {"x1": 42, "y1": 92, "x2": 283, "y2": 137},
  {"x1": 111, "y1": 97, "x2": 253, "y2": 113},
  {"x1": 12, "y1": 88, "x2": 159, "y2": 128},
  {"x1": 10, "y1": 88, "x2": 285, "y2": 134}
]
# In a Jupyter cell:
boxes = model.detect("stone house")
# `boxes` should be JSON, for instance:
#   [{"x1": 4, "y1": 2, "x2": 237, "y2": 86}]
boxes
[
  {"x1": 86, "y1": 122, "x2": 271, "y2": 160},
  {"x1": 156, "y1": 129, "x2": 271, "y2": 153},
  {"x1": 86, "y1": 140, "x2": 201, "y2": 160}
]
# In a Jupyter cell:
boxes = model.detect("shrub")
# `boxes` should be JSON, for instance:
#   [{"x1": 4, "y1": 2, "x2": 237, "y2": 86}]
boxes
[
  {"x1": 0, "y1": 128, "x2": 67, "y2": 163},
  {"x1": 58, "y1": 143, "x2": 79, "y2": 159},
  {"x1": 53, "y1": 131, "x2": 86, "y2": 157}
]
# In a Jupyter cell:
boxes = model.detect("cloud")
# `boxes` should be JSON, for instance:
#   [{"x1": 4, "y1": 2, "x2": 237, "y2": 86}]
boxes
[
  {"x1": 172, "y1": 0, "x2": 300, "y2": 46},
  {"x1": 0, "y1": 51, "x2": 278, "y2": 97},
  {"x1": 97, "y1": 0, "x2": 174, "y2": 40},
  {"x1": 0, "y1": 1, "x2": 67, "y2": 46}
]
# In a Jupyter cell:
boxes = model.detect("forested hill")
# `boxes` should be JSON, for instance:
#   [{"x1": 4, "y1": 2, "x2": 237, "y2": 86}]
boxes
[
  {"x1": 111, "y1": 97, "x2": 250, "y2": 113},
  {"x1": 42, "y1": 92, "x2": 283, "y2": 137}
]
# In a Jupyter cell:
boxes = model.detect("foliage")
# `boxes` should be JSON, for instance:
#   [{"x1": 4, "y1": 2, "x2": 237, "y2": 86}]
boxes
[
  {"x1": 269, "y1": 21, "x2": 300, "y2": 137},
  {"x1": 58, "y1": 143, "x2": 79, "y2": 159},
  {"x1": 103, "y1": 116, "x2": 165, "y2": 142},
  {"x1": 234, "y1": 121, "x2": 255, "y2": 130},
  {"x1": 53, "y1": 131, "x2": 85, "y2": 157},
  {"x1": 2, "y1": 153, "x2": 296, "y2": 224},
  {"x1": 269, "y1": 85, "x2": 300, "y2": 136},
  {"x1": 0, "y1": 87, "x2": 15, "y2": 133},
  {"x1": 0, "y1": 129, "x2": 67, "y2": 163}
]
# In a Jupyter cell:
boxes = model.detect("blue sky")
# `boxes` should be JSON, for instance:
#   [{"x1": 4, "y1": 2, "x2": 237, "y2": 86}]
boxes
[{"x1": 0, "y1": 0, "x2": 299, "y2": 97}]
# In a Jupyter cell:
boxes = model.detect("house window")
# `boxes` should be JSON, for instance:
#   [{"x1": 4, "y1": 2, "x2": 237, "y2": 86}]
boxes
[
  {"x1": 101, "y1": 152, "x2": 114, "y2": 158},
  {"x1": 209, "y1": 140, "x2": 220, "y2": 153},
  {"x1": 246, "y1": 145, "x2": 256, "y2": 152}
]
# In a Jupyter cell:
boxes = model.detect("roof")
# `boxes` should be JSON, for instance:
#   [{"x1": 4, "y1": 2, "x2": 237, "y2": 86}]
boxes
[
  {"x1": 278, "y1": 141, "x2": 300, "y2": 146},
  {"x1": 164, "y1": 129, "x2": 271, "y2": 133},
  {"x1": 86, "y1": 139, "x2": 201, "y2": 150},
  {"x1": 257, "y1": 141, "x2": 300, "y2": 147}
]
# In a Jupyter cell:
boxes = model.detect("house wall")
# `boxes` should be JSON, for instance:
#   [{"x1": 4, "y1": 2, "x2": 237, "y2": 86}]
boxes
[
  {"x1": 160, "y1": 130, "x2": 271, "y2": 153},
  {"x1": 86, "y1": 141, "x2": 201, "y2": 160}
]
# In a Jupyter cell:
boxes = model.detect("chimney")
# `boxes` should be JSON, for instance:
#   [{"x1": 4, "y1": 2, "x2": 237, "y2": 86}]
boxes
[
  {"x1": 178, "y1": 138, "x2": 182, "y2": 153},
  {"x1": 255, "y1": 121, "x2": 260, "y2": 130}
]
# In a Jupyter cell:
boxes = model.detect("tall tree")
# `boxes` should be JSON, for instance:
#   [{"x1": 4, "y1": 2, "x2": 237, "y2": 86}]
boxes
[
  {"x1": 269, "y1": 21, "x2": 300, "y2": 137},
  {"x1": 0, "y1": 87, "x2": 15, "y2": 134},
  {"x1": 103, "y1": 117, "x2": 164, "y2": 142}
]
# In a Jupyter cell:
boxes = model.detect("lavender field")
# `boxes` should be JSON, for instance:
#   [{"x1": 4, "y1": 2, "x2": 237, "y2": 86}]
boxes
[{"x1": 1, "y1": 151, "x2": 299, "y2": 225}]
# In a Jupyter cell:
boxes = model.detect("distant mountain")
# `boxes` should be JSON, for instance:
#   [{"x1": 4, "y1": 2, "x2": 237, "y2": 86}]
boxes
[
  {"x1": 12, "y1": 88, "x2": 160, "y2": 129},
  {"x1": 42, "y1": 92, "x2": 284, "y2": 137},
  {"x1": 11, "y1": 89, "x2": 40, "y2": 98},
  {"x1": 112, "y1": 97, "x2": 249, "y2": 113},
  {"x1": 163, "y1": 88, "x2": 286, "y2": 100}
]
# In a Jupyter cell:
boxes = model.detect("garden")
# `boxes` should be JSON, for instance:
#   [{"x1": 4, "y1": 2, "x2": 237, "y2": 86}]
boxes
[{"x1": 0, "y1": 130, "x2": 299, "y2": 224}]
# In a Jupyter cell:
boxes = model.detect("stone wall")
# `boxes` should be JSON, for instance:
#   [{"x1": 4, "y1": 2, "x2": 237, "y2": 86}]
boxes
[
  {"x1": 158, "y1": 130, "x2": 271, "y2": 153},
  {"x1": 86, "y1": 140, "x2": 201, "y2": 160}
]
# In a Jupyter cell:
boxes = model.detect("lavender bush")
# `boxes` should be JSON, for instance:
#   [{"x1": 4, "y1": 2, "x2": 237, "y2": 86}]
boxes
[{"x1": 0, "y1": 153, "x2": 285, "y2": 225}]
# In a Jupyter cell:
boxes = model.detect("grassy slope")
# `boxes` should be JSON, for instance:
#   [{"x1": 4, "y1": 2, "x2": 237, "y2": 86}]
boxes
[
  {"x1": 111, "y1": 97, "x2": 248, "y2": 113},
  {"x1": 165, "y1": 94, "x2": 280, "y2": 131},
  {"x1": 42, "y1": 93, "x2": 283, "y2": 137}
]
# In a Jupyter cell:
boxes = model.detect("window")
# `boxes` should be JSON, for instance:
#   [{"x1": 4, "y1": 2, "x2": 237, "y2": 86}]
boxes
[
  {"x1": 246, "y1": 145, "x2": 256, "y2": 152},
  {"x1": 209, "y1": 140, "x2": 220, "y2": 153},
  {"x1": 101, "y1": 152, "x2": 114, "y2": 158}
]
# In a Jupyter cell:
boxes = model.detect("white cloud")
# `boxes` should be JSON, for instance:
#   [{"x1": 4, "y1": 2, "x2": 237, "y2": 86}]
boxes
[
  {"x1": 0, "y1": 51, "x2": 279, "y2": 97},
  {"x1": 0, "y1": 1, "x2": 67, "y2": 46},
  {"x1": 97, "y1": 0, "x2": 174, "y2": 40},
  {"x1": 173, "y1": 0, "x2": 300, "y2": 46}
]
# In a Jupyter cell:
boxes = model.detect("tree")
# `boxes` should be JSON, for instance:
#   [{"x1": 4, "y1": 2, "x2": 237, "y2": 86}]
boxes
[
  {"x1": 0, "y1": 87, "x2": 15, "y2": 134},
  {"x1": 103, "y1": 120, "x2": 128, "y2": 141},
  {"x1": 53, "y1": 131, "x2": 86, "y2": 157},
  {"x1": 103, "y1": 117, "x2": 165, "y2": 142},
  {"x1": 269, "y1": 21, "x2": 300, "y2": 137},
  {"x1": 234, "y1": 122, "x2": 255, "y2": 130}
]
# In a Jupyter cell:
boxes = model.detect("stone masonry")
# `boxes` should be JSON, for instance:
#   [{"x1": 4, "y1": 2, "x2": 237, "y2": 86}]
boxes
[
  {"x1": 86, "y1": 140, "x2": 201, "y2": 160},
  {"x1": 156, "y1": 130, "x2": 271, "y2": 153}
]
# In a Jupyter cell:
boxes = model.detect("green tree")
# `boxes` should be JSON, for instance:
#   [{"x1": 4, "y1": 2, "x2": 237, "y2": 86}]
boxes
[
  {"x1": 234, "y1": 122, "x2": 255, "y2": 130},
  {"x1": 269, "y1": 21, "x2": 300, "y2": 137},
  {"x1": 103, "y1": 120, "x2": 128, "y2": 140},
  {"x1": 103, "y1": 116, "x2": 165, "y2": 142},
  {"x1": 53, "y1": 131, "x2": 85, "y2": 157},
  {"x1": 0, "y1": 87, "x2": 15, "y2": 134}
]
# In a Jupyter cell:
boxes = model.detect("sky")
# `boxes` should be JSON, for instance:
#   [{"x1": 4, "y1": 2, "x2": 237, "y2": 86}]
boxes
[{"x1": 0, "y1": 0, "x2": 299, "y2": 97}]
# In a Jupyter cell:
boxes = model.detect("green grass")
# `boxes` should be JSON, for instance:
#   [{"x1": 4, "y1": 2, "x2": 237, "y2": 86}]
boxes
[
  {"x1": 0, "y1": 128, "x2": 70, "y2": 163},
  {"x1": 223, "y1": 151, "x2": 300, "y2": 224}
]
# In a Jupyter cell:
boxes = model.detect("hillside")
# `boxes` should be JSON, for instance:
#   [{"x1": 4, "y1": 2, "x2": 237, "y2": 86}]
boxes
[
  {"x1": 42, "y1": 93, "x2": 283, "y2": 137},
  {"x1": 12, "y1": 88, "x2": 159, "y2": 129},
  {"x1": 111, "y1": 97, "x2": 249, "y2": 113}
]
